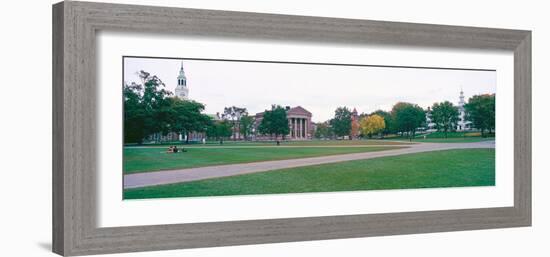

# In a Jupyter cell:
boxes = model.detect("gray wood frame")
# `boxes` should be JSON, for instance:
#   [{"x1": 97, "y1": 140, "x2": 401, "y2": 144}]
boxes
[{"x1": 52, "y1": 1, "x2": 531, "y2": 256}]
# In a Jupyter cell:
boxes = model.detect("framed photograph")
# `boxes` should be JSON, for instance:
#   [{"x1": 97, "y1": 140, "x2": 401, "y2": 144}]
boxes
[{"x1": 53, "y1": 1, "x2": 531, "y2": 256}]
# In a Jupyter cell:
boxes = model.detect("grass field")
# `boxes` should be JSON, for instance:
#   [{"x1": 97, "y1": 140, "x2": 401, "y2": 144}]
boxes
[
  {"x1": 392, "y1": 131, "x2": 495, "y2": 143},
  {"x1": 124, "y1": 145, "x2": 405, "y2": 174},
  {"x1": 422, "y1": 131, "x2": 480, "y2": 138},
  {"x1": 124, "y1": 148, "x2": 495, "y2": 199},
  {"x1": 407, "y1": 137, "x2": 495, "y2": 143}
]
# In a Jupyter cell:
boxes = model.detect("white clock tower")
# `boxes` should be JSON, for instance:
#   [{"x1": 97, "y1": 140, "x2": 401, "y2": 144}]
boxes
[{"x1": 174, "y1": 62, "x2": 189, "y2": 100}]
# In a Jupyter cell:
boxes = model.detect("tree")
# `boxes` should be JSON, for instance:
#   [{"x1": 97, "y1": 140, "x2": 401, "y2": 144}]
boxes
[
  {"x1": 430, "y1": 101, "x2": 460, "y2": 138},
  {"x1": 123, "y1": 82, "x2": 146, "y2": 143},
  {"x1": 167, "y1": 98, "x2": 213, "y2": 143},
  {"x1": 205, "y1": 122, "x2": 218, "y2": 140},
  {"x1": 123, "y1": 70, "x2": 172, "y2": 144},
  {"x1": 330, "y1": 107, "x2": 352, "y2": 138},
  {"x1": 464, "y1": 94, "x2": 496, "y2": 137},
  {"x1": 223, "y1": 106, "x2": 248, "y2": 140},
  {"x1": 258, "y1": 105, "x2": 290, "y2": 141},
  {"x1": 206, "y1": 120, "x2": 233, "y2": 144},
  {"x1": 239, "y1": 115, "x2": 254, "y2": 141},
  {"x1": 370, "y1": 110, "x2": 394, "y2": 137},
  {"x1": 359, "y1": 114, "x2": 386, "y2": 138},
  {"x1": 391, "y1": 102, "x2": 425, "y2": 141},
  {"x1": 217, "y1": 120, "x2": 233, "y2": 142},
  {"x1": 314, "y1": 122, "x2": 333, "y2": 139}
]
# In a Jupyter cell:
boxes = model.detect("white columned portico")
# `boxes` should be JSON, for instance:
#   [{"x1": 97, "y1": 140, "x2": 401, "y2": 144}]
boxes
[
  {"x1": 296, "y1": 118, "x2": 300, "y2": 139},
  {"x1": 298, "y1": 118, "x2": 302, "y2": 139},
  {"x1": 299, "y1": 118, "x2": 303, "y2": 139},
  {"x1": 298, "y1": 118, "x2": 301, "y2": 139},
  {"x1": 295, "y1": 118, "x2": 300, "y2": 139},
  {"x1": 302, "y1": 118, "x2": 306, "y2": 138},
  {"x1": 304, "y1": 119, "x2": 308, "y2": 139},
  {"x1": 293, "y1": 118, "x2": 297, "y2": 139},
  {"x1": 288, "y1": 119, "x2": 292, "y2": 138},
  {"x1": 301, "y1": 118, "x2": 304, "y2": 139}
]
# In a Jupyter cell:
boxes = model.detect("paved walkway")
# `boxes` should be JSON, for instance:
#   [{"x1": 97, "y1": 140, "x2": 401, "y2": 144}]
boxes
[{"x1": 124, "y1": 141, "x2": 495, "y2": 189}]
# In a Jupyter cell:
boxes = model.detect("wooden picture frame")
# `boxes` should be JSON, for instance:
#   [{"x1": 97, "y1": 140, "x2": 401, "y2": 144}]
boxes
[{"x1": 52, "y1": 1, "x2": 531, "y2": 256}]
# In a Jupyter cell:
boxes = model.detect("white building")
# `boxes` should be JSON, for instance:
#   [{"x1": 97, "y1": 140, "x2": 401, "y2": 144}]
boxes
[
  {"x1": 456, "y1": 89, "x2": 472, "y2": 131},
  {"x1": 424, "y1": 90, "x2": 473, "y2": 132},
  {"x1": 174, "y1": 62, "x2": 189, "y2": 100},
  {"x1": 425, "y1": 106, "x2": 436, "y2": 132}
]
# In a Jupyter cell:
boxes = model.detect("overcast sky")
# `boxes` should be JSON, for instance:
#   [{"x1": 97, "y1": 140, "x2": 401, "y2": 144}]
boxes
[{"x1": 123, "y1": 57, "x2": 496, "y2": 123}]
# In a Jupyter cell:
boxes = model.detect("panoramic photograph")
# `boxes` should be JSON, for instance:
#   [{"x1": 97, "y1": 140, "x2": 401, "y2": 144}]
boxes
[{"x1": 122, "y1": 56, "x2": 496, "y2": 200}]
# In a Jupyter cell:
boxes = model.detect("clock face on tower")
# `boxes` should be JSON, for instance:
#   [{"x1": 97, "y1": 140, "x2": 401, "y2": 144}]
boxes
[{"x1": 175, "y1": 87, "x2": 188, "y2": 99}]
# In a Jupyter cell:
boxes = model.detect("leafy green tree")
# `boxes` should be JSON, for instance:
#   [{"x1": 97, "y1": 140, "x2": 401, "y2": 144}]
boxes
[
  {"x1": 391, "y1": 102, "x2": 425, "y2": 141},
  {"x1": 168, "y1": 98, "x2": 212, "y2": 143},
  {"x1": 464, "y1": 94, "x2": 496, "y2": 137},
  {"x1": 123, "y1": 71, "x2": 172, "y2": 144},
  {"x1": 205, "y1": 122, "x2": 218, "y2": 140},
  {"x1": 206, "y1": 120, "x2": 233, "y2": 144},
  {"x1": 123, "y1": 70, "x2": 216, "y2": 144},
  {"x1": 370, "y1": 110, "x2": 394, "y2": 136},
  {"x1": 330, "y1": 107, "x2": 352, "y2": 138},
  {"x1": 430, "y1": 101, "x2": 460, "y2": 138},
  {"x1": 123, "y1": 83, "x2": 146, "y2": 143},
  {"x1": 314, "y1": 122, "x2": 333, "y2": 139},
  {"x1": 217, "y1": 120, "x2": 233, "y2": 142},
  {"x1": 258, "y1": 105, "x2": 290, "y2": 141},
  {"x1": 239, "y1": 115, "x2": 255, "y2": 141}
]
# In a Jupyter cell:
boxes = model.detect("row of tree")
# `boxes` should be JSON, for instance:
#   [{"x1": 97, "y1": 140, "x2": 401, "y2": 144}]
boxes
[
  {"x1": 125, "y1": 70, "x2": 495, "y2": 143},
  {"x1": 316, "y1": 104, "x2": 424, "y2": 140},
  {"x1": 315, "y1": 94, "x2": 495, "y2": 140},
  {"x1": 212, "y1": 105, "x2": 296, "y2": 141},
  {"x1": 124, "y1": 71, "x2": 295, "y2": 144},
  {"x1": 206, "y1": 106, "x2": 256, "y2": 143},
  {"x1": 428, "y1": 94, "x2": 495, "y2": 137},
  {"x1": 124, "y1": 71, "x2": 212, "y2": 144}
]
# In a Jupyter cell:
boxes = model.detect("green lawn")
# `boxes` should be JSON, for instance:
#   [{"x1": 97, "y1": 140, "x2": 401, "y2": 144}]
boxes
[
  {"x1": 407, "y1": 137, "x2": 495, "y2": 143},
  {"x1": 124, "y1": 146, "x2": 404, "y2": 174},
  {"x1": 124, "y1": 148, "x2": 495, "y2": 199},
  {"x1": 422, "y1": 131, "x2": 479, "y2": 138},
  {"x1": 391, "y1": 131, "x2": 495, "y2": 143}
]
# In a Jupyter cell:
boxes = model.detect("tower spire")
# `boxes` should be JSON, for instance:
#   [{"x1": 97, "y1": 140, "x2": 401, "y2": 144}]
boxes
[
  {"x1": 458, "y1": 87, "x2": 465, "y2": 109},
  {"x1": 175, "y1": 61, "x2": 189, "y2": 100}
]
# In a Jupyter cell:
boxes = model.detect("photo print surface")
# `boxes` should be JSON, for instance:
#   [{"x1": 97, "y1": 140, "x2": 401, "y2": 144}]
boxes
[{"x1": 122, "y1": 56, "x2": 496, "y2": 200}]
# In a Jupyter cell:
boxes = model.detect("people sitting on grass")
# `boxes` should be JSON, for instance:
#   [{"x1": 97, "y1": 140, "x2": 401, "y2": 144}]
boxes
[
  {"x1": 166, "y1": 146, "x2": 174, "y2": 153},
  {"x1": 166, "y1": 145, "x2": 186, "y2": 153}
]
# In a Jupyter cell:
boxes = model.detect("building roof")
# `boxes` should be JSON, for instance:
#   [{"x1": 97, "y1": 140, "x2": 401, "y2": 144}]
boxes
[
  {"x1": 255, "y1": 105, "x2": 312, "y2": 118},
  {"x1": 206, "y1": 113, "x2": 221, "y2": 121},
  {"x1": 287, "y1": 106, "x2": 312, "y2": 116}
]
